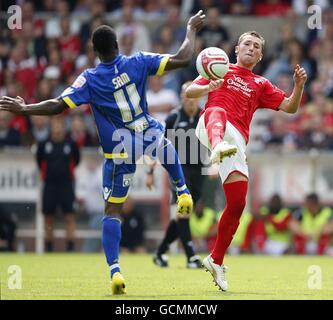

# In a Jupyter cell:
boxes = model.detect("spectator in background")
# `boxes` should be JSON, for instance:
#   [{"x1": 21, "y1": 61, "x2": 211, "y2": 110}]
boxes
[
  {"x1": 265, "y1": 112, "x2": 293, "y2": 150},
  {"x1": 120, "y1": 197, "x2": 146, "y2": 253},
  {"x1": 118, "y1": 27, "x2": 136, "y2": 56},
  {"x1": 198, "y1": 7, "x2": 230, "y2": 50},
  {"x1": 7, "y1": 41, "x2": 38, "y2": 101},
  {"x1": 252, "y1": 194, "x2": 292, "y2": 255},
  {"x1": 78, "y1": 155, "x2": 104, "y2": 253},
  {"x1": 69, "y1": 113, "x2": 95, "y2": 147},
  {"x1": 79, "y1": 0, "x2": 106, "y2": 53},
  {"x1": 311, "y1": 39, "x2": 333, "y2": 98},
  {"x1": 228, "y1": 211, "x2": 253, "y2": 255},
  {"x1": 307, "y1": 7, "x2": 333, "y2": 45},
  {"x1": 58, "y1": 17, "x2": 81, "y2": 77},
  {"x1": 30, "y1": 115, "x2": 50, "y2": 144},
  {"x1": 153, "y1": 24, "x2": 183, "y2": 92},
  {"x1": 274, "y1": 24, "x2": 295, "y2": 60},
  {"x1": 297, "y1": 80, "x2": 333, "y2": 150},
  {"x1": 153, "y1": 5, "x2": 186, "y2": 46},
  {"x1": 43, "y1": 65, "x2": 64, "y2": 98},
  {"x1": 35, "y1": 78, "x2": 53, "y2": 102},
  {"x1": 2, "y1": 81, "x2": 30, "y2": 144},
  {"x1": 254, "y1": 0, "x2": 291, "y2": 16},
  {"x1": 33, "y1": 20, "x2": 48, "y2": 61},
  {"x1": 289, "y1": 193, "x2": 333, "y2": 255},
  {"x1": 21, "y1": 0, "x2": 35, "y2": 23},
  {"x1": 146, "y1": 76, "x2": 179, "y2": 124},
  {"x1": 115, "y1": 4, "x2": 152, "y2": 52},
  {"x1": 264, "y1": 38, "x2": 314, "y2": 86},
  {"x1": 144, "y1": 0, "x2": 171, "y2": 18},
  {"x1": 186, "y1": 0, "x2": 223, "y2": 15},
  {"x1": 297, "y1": 112, "x2": 330, "y2": 150},
  {"x1": 76, "y1": 42, "x2": 98, "y2": 74},
  {"x1": 36, "y1": 116, "x2": 80, "y2": 252},
  {"x1": 0, "y1": 111, "x2": 21, "y2": 147},
  {"x1": 292, "y1": 0, "x2": 330, "y2": 16},
  {"x1": 0, "y1": 210, "x2": 17, "y2": 252},
  {"x1": 110, "y1": 0, "x2": 145, "y2": 19},
  {"x1": 225, "y1": 0, "x2": 251, "y2": 15},
  {"x1": 189, "y1": 199, "x2": 216, "y2": 252},
  {"x1": 45, "y1": 0, "x2": 81, "y2": 39}
]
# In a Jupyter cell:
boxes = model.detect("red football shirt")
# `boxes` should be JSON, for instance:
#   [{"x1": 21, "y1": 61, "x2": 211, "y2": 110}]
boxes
[{"x1": 194, "y1": 63, "x2": 286, "y2": 143}]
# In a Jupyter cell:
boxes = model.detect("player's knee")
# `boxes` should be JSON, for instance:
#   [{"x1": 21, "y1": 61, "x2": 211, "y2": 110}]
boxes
[
  {"x1": 105, "y1": 202, "x2": 123, "y2": 216},
  {"x1": 206, "y1": 107, "x2": 227, "y2": 120}
]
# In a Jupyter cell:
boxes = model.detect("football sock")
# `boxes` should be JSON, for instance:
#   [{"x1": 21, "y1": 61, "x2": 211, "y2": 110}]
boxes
[
  {"x1": 45, "y1": 241, "x2": 53, "y2": 252},
  {"x1": 158, "y1": 138, "x2": 189, "y2": 196},
  {"x1": 204, "y1": 107, "x2": 227, "y2": 149},
  {"x1": 102, "y1": 216, "x2": 121, "y2": 278},
  {"x1": 177, "y1": 219, "x2": 196, "y2": 259},
  {"x1": 157, "y1": 219, "x2": 178, "y2": 255},
  {"x1": 211, "y1": 180, "x2": 248, "y2": 265}
]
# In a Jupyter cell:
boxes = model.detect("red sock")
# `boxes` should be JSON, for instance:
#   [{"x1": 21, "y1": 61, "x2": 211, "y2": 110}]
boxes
[
  {"x1": 293, "y1": 234, "x2": 306, "y2": 255},
  {"x1": 204, "y1": 107, "x2": 227, "y2": 149},
  {"x1": 317, "y1": 234, "x2": 330, "y2": 255},
  {"x1": 211, "y1": 180, "x2": 248, "y2": 265}
]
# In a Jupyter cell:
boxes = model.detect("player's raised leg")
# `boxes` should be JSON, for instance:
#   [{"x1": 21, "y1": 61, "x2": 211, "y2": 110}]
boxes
[{"x1": 204, "y1": 107, "x2": 237, "y2": 164}]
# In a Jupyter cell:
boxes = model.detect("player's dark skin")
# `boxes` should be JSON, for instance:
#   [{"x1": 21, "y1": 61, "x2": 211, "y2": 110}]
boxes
[{"x1": 0, "y1": 10, "x2": 205, "y2": 217}]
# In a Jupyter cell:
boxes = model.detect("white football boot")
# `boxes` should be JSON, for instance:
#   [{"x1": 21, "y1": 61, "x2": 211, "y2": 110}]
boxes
[
  {"x1": 202, "y1": 255, "x2": 228, "y2": 291},
  {"x1": 210, "y1": 141, "x2": 237, "y2": 164}
]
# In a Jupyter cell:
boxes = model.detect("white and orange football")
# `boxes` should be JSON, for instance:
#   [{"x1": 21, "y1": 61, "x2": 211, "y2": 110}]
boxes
[{"x1": 196, "y1": 47, "x2": 229, "y2": 80}]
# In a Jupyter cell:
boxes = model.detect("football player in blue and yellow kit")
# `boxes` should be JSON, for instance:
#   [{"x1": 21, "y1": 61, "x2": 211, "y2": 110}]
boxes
[{"x1": 0, "y1": 11, "x2": 205, "y2": 294}]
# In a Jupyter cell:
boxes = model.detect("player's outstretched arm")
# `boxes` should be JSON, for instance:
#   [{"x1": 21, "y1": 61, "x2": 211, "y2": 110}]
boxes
[
  {"x1": 185, "y1": 79, "x2": 224, "y2": 98},
  {"x1": 0, "y1": 96, "x2": 68, "y2": 116},
  {"x1": 164, "y1": 10, "x2": 205, "y2": 71},
  {"x1": 278, "y1": 64, "x2": 307, "y2": 114}
]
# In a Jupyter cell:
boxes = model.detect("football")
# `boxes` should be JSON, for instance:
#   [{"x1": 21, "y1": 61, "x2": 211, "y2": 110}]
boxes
[{"x1": 196, "y1": 47, "x2": 230, "y2": 80}]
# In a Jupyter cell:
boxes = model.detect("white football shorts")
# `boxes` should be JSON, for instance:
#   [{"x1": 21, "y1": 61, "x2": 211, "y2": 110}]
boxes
[{"x1": 195, "y1": 111, "x2": 248, "y2": 183}]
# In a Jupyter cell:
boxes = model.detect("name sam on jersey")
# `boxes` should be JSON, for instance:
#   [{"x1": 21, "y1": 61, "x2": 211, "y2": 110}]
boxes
[{"x1": 113, "y1": 73, "x2": 130, "y2": 89}]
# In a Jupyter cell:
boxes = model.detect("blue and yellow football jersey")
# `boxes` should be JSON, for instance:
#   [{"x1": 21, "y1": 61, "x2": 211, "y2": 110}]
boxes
[
  {"x1": 61, "y1": 52, "x2": 169, "y2": 158},
  {"x1": 60, "y1": 52, "x2": 171, "y2": 203}
]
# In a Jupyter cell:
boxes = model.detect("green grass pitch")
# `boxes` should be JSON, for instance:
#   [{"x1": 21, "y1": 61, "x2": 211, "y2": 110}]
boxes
[{"x1": 0, "y1": 253, "x2": 332, "y2": 300}]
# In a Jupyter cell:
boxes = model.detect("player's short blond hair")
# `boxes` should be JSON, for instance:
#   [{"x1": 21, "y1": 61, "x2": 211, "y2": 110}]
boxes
[{"x1": 238, "y1": 31, "x2": 265, "y2": 51}]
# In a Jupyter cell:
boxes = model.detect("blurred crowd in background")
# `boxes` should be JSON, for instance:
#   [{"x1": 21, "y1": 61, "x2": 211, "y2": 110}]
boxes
[
  {"x1": 1, "y1": 0, "x2": 333, "y2": 255},
  {"x1": 0, "y1": 0, "x2": 333, "y2": 151}
]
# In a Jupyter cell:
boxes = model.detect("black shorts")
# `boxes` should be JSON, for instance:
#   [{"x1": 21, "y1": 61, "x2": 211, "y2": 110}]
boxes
[{"x1": 42, "y1": 183, "x2": 75, "y2": 215}]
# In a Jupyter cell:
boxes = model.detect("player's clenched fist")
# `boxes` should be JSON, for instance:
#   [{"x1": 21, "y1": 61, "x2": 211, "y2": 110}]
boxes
[
  {"x1": 208, "y1": 79, "x2": 224, "y2": 92},
  {"x1": 293, "y1": 64, "x2": 307, "y2": 88}
]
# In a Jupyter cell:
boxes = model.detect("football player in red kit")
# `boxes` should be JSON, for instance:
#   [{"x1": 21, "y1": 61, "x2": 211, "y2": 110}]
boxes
[{"x1": 186, "y1": 31, "x2": 307, "y2": 291}]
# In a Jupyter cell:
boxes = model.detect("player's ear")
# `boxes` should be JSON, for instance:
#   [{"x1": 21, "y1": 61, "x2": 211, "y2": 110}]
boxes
[
  {"x1": 259, "y1": 53, "x2": 263, "y2": 61},
  {"x1": 235, "y1": 45, "x2": 239, "y2": 55}
]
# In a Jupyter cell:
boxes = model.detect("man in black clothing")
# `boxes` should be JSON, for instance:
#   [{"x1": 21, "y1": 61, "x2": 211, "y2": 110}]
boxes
[
  {"x1": 0, "y1": 211, "x2": 17, "y2": 252},
  {"x1": 198, "y1": 7, "x2": 230, "y2": 48},
  {"x1": 146, "y1": 81, "x2": 206, "y2": 268},
  {"x1": 0, "y1": 111, "x2": 21, "y2": 147},
  {"x1": 36, "y1": 116, "x2": 80, "y2": 252},
  {"x1": 120, "y1": 197, "x2": 145, "y2": 253}
]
